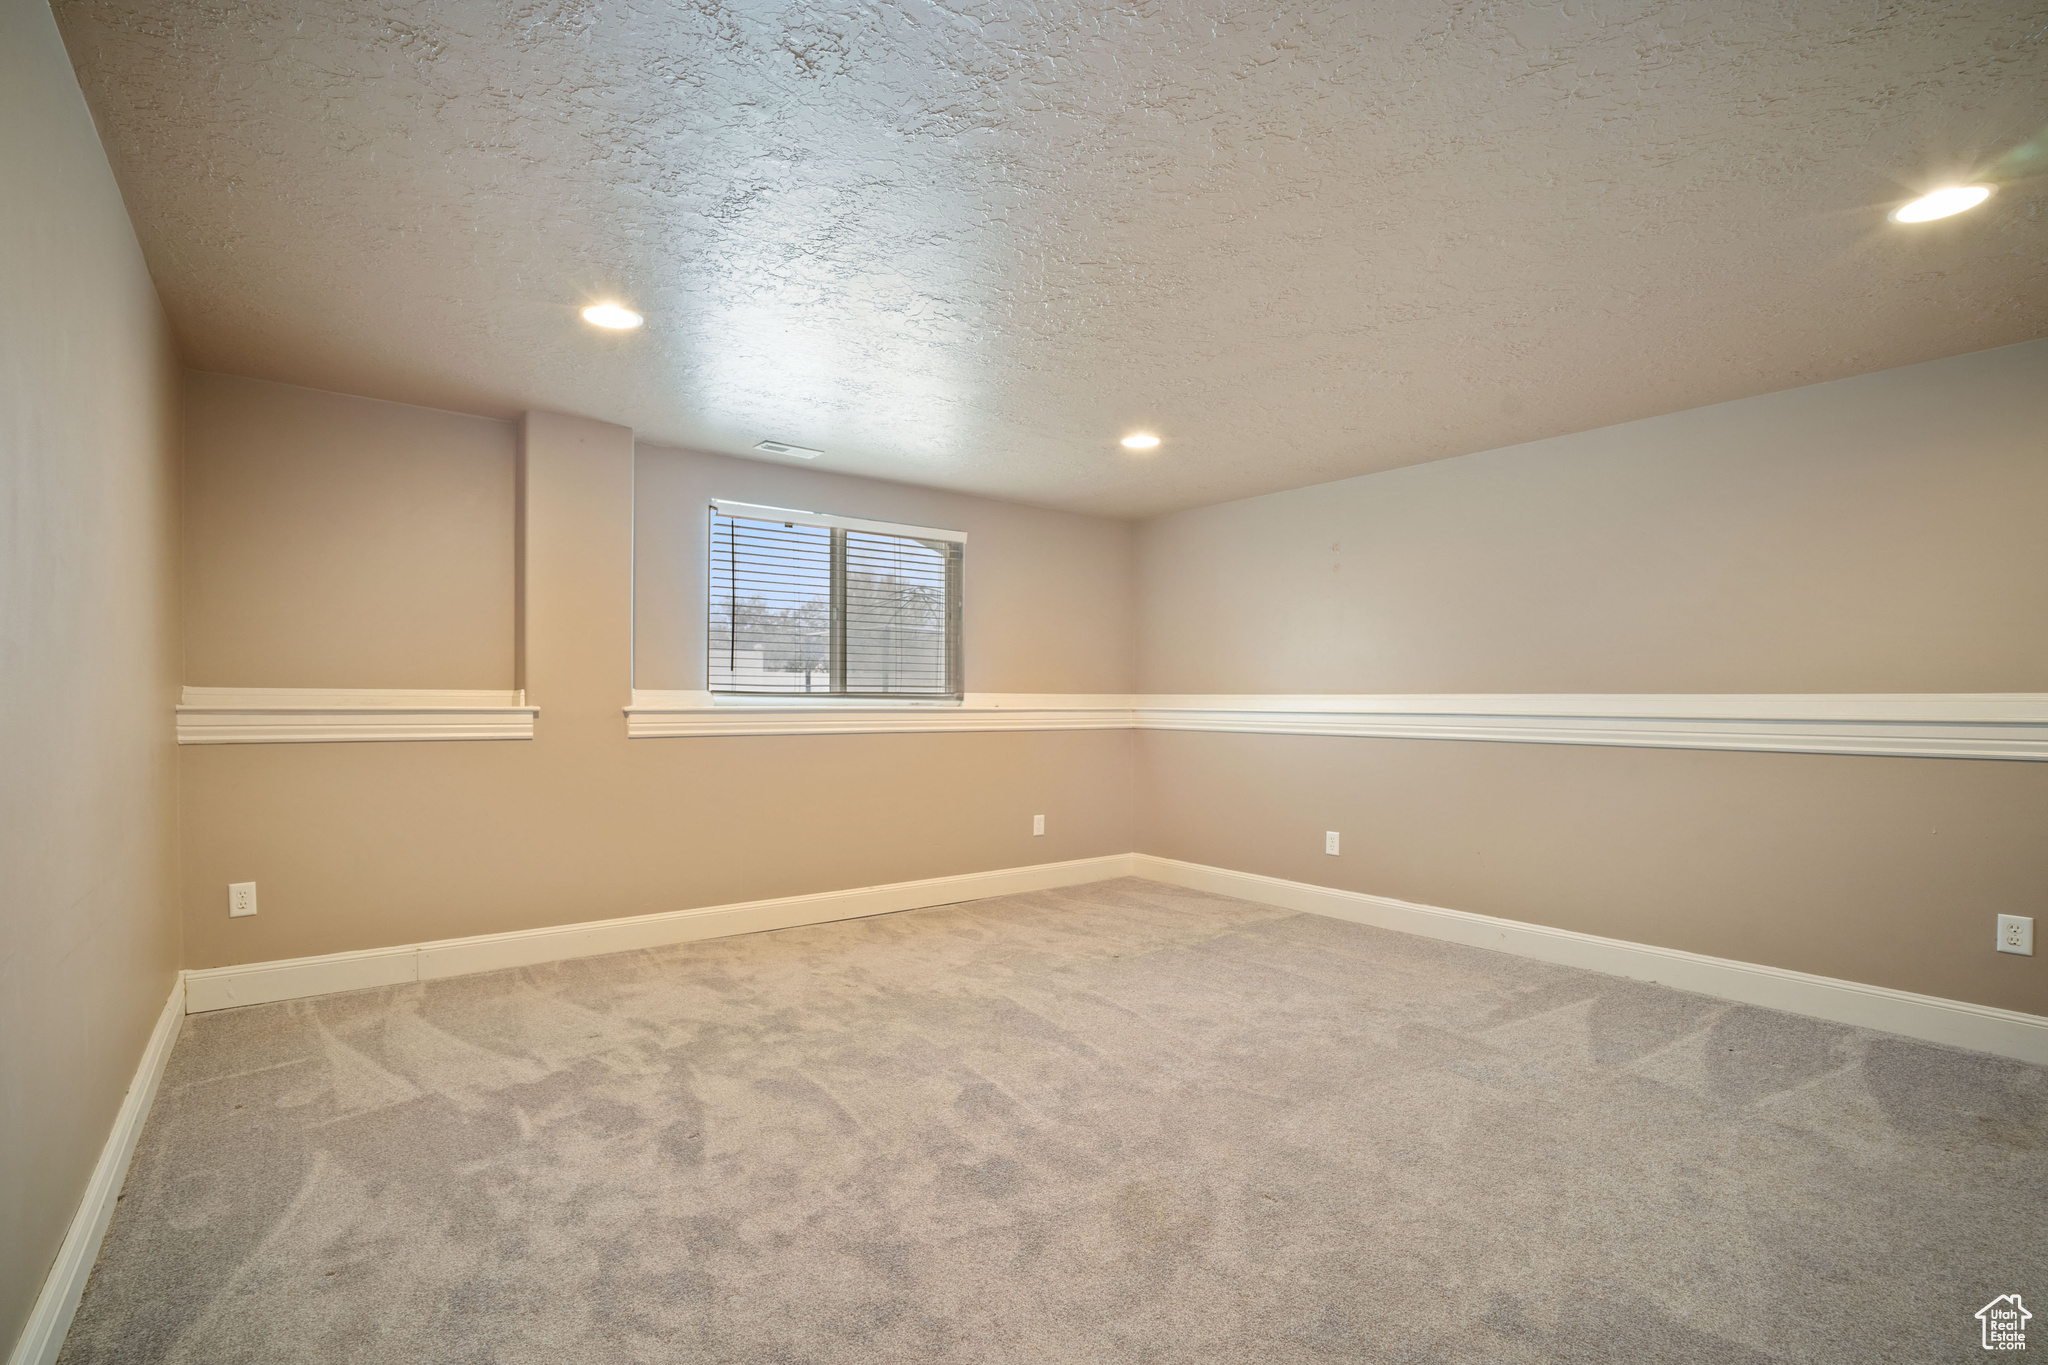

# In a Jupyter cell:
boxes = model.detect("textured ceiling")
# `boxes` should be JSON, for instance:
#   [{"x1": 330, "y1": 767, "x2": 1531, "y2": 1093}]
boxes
[{"x1": 56, "y1": 0, "x2": 2048, "y2": 516}]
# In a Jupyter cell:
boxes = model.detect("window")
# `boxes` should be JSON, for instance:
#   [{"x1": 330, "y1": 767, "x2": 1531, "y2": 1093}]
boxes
[{"x1": 708, "y1": 500, "x2": 964, "y2": 699}]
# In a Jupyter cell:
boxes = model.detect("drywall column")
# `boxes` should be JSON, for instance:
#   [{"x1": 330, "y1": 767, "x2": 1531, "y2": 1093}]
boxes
[{"x1": 519, "y1": 411, "x2": 635, "y2": 737}]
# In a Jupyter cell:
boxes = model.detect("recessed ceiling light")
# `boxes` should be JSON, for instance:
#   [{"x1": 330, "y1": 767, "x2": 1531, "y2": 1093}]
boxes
[
  {"x1": 1891, "y1": 185, "x2": 1993, "y2": 223},
  {"x1": 754, "y1": 440, "x2": 821, "y2": 459},
  {"x1": 1120, "y1": 433, "x2": 1161, "y2": 450},
  {"x1": 581, "y1": 302, "x2": 643, "y2": 329}
]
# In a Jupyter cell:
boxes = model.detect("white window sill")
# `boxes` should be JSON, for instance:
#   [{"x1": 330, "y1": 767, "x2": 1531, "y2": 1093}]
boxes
[
  {"x1": 625, "y1": 690, "x2": 1134, "y2": 737},
  {"x1": 709, "y1": 694, "x2": 963, "y2": 709}
]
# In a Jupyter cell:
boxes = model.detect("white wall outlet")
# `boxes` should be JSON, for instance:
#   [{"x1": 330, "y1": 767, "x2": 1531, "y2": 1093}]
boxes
[
  {"x1": 1997, "y1": 914, "x2": 2033, "y2": 956},
  {"x1": 228, "y1": 882, "x2": 258, "y2": 918},
  {"x1": 1032, "y1": 814, "x2": 1045, "y2": 836},
  {"x1": 1325, "y1": 831, "x2": 1340, "y2": 856}
]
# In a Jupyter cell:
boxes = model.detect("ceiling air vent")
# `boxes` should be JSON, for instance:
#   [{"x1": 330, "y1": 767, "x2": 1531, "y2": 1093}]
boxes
[{"x1": 753, "y1": 440, "x2": 822, "y2": 459}]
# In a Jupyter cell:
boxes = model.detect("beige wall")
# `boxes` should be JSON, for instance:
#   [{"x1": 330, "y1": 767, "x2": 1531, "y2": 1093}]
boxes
[
  {"x1": 1138, "y1": 340, "x2": 2048, "y2": 694},
  {"x1": 1136, "y1": 733, "x2": 2048, "y2": 1014},
  {"x1": 0, "y1": 0, "x2": 183, "y2": 1350},
  {"x1": 177, "y1": 347, "x2": 2048, "y2": 1014},
  {"x1": 178, "y1": 375, "x2": 1133, "y2": 697},
  {"x1": 183, "y1": 372, "x2": 516, "y2": 689},
  {"x1": 1134, "y1": 341, "x2": 2048, "y2": 1014},
  {"x1": 181, "y1": 728, "x2": 1134, "y2": 967},
  {"x1": 178, "y1": 402, "x2": 1137, "y2": 969},
  {"x1": 636, "y1": 444, "x2": 1136, "y2": 693}
]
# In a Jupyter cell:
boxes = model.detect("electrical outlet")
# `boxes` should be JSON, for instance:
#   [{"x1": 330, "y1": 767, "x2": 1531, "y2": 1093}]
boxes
[
  {"x1": 1032, "y1": 814, "x2": 1045, "y2": 836},
  {"x1": 228, "y1": 882, "x2": 258, "y2": 918},
  {"x1": 1325, "y1": 831, "x2": 1340, "y2": 856},
  {"x1": 1997, "y1": 914, "x2": 2033, "y2": 956}
]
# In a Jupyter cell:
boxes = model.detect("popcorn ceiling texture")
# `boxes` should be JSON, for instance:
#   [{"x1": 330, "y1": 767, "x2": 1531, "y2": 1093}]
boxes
[
  {"x1": 57, "y1": 881, "x2": 2048, "y2": 1363},
  {"x1": 54, "y1": 0, "x2": 2048, "y2": 515}
]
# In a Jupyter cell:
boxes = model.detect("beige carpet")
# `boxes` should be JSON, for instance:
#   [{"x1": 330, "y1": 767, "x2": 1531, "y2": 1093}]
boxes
[{"x1": 60, "y1": 878, "x2": 2047, "y2": 1363}]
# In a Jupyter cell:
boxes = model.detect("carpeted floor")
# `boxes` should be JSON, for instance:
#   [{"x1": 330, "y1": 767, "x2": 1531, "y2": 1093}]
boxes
[{"x1": 60, "y1": 878, "x2": 2046, "y2": 1364}]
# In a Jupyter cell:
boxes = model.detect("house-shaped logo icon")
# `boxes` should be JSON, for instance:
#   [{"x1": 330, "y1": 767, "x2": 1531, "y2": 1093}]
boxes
[{"x1": 1977, "y1": 1294, "x2": 2031, "y2": 1351}]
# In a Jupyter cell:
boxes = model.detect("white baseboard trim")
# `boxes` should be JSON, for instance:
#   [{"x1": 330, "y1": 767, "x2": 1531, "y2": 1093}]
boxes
[
  {"x1": 183, "y1": 944, "x2": 422, "y2": 1013},
  {"x1": 6, "y1": 977, "x2": 185, "y2": 1365},
  {"x1": 177, "y1": 850, "x2": 2046, "y2": 1063},
  {"x1": 182, "y1": 854, "x2": 1139, "y2": 1013},
  {"x1": 1132, "y1": 854, "x2": 2048, "y2": 1065}
]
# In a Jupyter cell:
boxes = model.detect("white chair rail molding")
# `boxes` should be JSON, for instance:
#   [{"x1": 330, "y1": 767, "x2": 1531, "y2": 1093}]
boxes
[
  {"x1": 176, "y1": 687, "x2": 538, "y2": 743},
  {"x1": 621, "y1": 690, "x2": 2048, "y2": 760}
]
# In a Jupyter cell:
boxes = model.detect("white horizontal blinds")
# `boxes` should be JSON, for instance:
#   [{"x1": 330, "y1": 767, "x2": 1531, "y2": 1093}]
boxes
[
  {"x1": 843, "y1": 530, "x2": 955, "y2": 695},
  {"x1": 709, "y1": 515, "x2": 833, "y2": 694},
  {"x1": 709, "y1": 505, "x2": 963, "y2": 698}
]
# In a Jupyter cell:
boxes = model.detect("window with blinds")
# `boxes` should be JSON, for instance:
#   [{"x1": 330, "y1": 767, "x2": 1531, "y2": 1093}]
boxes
[{"x1": 708, "y1": 501, "x2": 964, "y2": 699}]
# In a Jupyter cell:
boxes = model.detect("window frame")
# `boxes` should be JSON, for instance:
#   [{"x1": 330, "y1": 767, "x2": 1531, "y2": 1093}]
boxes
[{"x1": 706, "y1": 500, "x2": 966, "y2": 704}]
